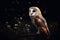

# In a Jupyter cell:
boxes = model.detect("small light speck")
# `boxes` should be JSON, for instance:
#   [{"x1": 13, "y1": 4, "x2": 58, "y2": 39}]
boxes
[
  {"x1": 37, "y1": 1, "x2": 39, "y2": 3},
  {"x1": 20, "y1": 17, "x2": 22, "y2": 20},
  {"x1": 44, "y1": 10, "x2": 46, "y2": 14},
  {"x1": 28, "y1": 2, "x2": 31, "y2": 4},
  {"x1": 15, "y1": 24, "x2": 18, "y2": 26},
  {"x1": 5, "y1": 21, "x2": 9, "y2": 24},
  {"x1": 26, "y1": 28, "x2": 30, "y2": 32},
  {"x1": 28, "y1": 25, "x2": 30, "y2": 27},
  {"x1": 17, "y1": 18, "x2": 19, "y2": 20},
  {"x1": 14, "y1": 17, "x2": 17, "y2": 19},
  {"x1": 25, "y1": 24, "x2": 28, "y2": 26},
  {"x1": 50, "y1": 24, "x2": 53, "y2": 27},
  {"x1": 14, "y1": 27, "x2": 17, "y2": 29},
  {"x1": 7, "y1": 25, "x2": 11, "y2": 28},
  {"x1": 18, "y1": 21, "x2": 21, "y2": 24}
]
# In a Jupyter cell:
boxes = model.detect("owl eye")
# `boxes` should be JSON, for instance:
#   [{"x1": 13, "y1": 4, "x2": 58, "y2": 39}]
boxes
[{"x1": 33, "y1": 10, "x2": 35, "y2": 12}]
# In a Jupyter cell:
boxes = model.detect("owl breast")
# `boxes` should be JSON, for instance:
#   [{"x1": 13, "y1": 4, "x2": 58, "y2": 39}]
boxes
[{"x1": 33, "y1": 18, "x2": 42, "y2": 27}]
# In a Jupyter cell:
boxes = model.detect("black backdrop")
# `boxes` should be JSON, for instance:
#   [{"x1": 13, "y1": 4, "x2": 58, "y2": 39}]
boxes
[{"x1": 0, "y1": 0, "x2": 60, "y2": 40}]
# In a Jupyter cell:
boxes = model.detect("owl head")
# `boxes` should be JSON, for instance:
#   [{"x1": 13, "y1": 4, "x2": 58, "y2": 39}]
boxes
[{"x1": 29, "y1": 6, "x2": 42, "y2": 18}]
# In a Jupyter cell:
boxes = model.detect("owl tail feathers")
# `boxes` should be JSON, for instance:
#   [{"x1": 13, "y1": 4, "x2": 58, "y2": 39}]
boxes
[
  {"x1": 36, "y1": 26, "x2": 50, "y2": 39},
  {"x1": 41, "y1": 27, "x2": 50, "y2": 39}
]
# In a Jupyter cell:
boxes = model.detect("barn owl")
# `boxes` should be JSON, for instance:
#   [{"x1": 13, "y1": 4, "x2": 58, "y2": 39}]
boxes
[{"x1": 29, "y1": 6, "x2": 50, "y2": 36}]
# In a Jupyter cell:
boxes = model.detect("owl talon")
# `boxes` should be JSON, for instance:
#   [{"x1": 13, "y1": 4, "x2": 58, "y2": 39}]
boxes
[{"x1": 36, "y1": 31, "x2": 40, "y2": 34}]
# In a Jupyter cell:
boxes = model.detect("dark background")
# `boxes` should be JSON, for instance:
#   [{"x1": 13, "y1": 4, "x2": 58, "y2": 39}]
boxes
[{"x1": 0, "y1": 0, "x2": 60, "y2": 40}]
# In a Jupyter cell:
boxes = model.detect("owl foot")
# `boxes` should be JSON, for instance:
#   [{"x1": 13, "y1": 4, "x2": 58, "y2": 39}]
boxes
[{"x1": 36, "y1": 31, "x2": 40, "y2": 34}]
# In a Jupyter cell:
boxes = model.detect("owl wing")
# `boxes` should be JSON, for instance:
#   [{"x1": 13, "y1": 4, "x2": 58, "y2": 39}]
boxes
[{"x1": 34, "y1": 16, "x2": 50, "y2": 37}]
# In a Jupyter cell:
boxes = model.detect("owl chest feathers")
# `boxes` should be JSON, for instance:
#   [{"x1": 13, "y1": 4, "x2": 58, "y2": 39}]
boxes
[{"x1": 31, "y1": 17, "x2": 43, "y2": 27}]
